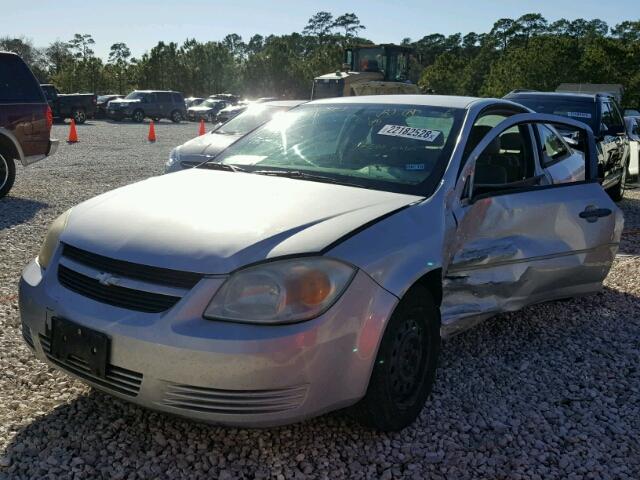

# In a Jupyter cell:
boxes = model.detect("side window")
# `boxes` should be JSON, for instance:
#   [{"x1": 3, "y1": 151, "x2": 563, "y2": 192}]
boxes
[
  {"x1": 609, "y1": 101, "x2": 624, "y2": 128},
  {"x1": 0, "y1": 55, "x2": 44, "y2": 103},
  {"x1": 144, "y1": 93, "x2": 156, "y2": 103},
  {"x1": 156, "y1": 92, "x2": 172, "y2": 103},
  {"x1": 171, "y1": 93, "x2": 182, "y2": 104},
  {"x1": 537, "y1": 125, "x2": 570, "y2": 166},
  {"x1": 473, "y1": 125, "x2": 537, "y2": 188},
  {"x1": 600, "y1": 102, "x2": 614, "y2": 132}
]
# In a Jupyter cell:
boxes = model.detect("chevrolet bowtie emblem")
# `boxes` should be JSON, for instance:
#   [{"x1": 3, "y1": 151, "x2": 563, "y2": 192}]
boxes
[{"x1": 96, "y1": 272, "x2": 120, "y2": 287}]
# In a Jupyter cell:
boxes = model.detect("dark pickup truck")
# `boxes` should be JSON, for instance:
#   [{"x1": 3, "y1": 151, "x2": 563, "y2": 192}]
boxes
[
  {"x1": 1, "y1": 52, "x2": 58, "y2": 198},
  {"x1": 40, "y1": 84, "x2": 97, "y2": 124}
]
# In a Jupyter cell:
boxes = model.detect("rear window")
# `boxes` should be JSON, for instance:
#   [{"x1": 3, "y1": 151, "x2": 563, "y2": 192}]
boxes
[
  {"x1": 0, "y1": 54, "x2": 44, "y2": 103},
  {"x1": 511, "y1": 96, "x2": 597, "y2": 130}
]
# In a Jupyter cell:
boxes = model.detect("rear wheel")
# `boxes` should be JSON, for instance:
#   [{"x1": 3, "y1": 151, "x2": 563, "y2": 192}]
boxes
[
  {"x1": 353, "y1": 285, "x2": 440, "y2": 431},
  {"x1": 170, "y1": 110, "x2": 182, "y2": 123},
  {"x1": 132, "y1": 109, "x2": 145, "y2": 123},
  {"x1": 0, "y1": 153, "x2": 16, "y2": 199},
  {"x1": 72, "y1": 108, "x2": 87, "y2": 124}
]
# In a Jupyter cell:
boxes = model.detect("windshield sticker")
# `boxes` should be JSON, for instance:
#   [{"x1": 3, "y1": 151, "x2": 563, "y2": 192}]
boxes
[
  {"x1": 566, "y1": 112, "x2": 592, "y2": 119},
  {"x1": 378, "y1": 124, "x2": 442, "y2": 142},
  {"x1": 405, "y1": 163, "x2": 426, "y2": 171}
]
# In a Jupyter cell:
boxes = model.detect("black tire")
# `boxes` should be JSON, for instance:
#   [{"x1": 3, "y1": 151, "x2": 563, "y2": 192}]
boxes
[
  {"x1": 72, "y1": 108, "x2": 87, "y2": 124},
  {"x1": 353, "y1": 284, "x2": 440, "y2": 431},
  {"x1": 607, "y1": 158, "x2": 628, "y2": 202},
  {"x1": 0, "y1": 153, "x2": 16, "y2": 199},
  {"x1": 132, "y1": 109, "x2": 145, "y2": 123},
  {"x1": 170, "y1": 110, "x2": 182, "y2": 123}
]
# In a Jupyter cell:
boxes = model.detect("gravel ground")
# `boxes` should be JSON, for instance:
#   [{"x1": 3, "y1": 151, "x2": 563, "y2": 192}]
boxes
[{"x1": 1, "y1": 120, "x2": 639, "y2": 479}]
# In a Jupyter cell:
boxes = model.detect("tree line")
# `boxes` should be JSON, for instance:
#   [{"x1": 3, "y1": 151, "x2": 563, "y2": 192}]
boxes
[{"x1": 1, "y1": 13, "x2": 639, "y2": 106}]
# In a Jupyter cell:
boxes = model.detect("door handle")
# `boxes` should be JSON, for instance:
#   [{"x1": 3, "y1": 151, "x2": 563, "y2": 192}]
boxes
[{"x1": 579, "y1": 206, "x2": 612, "y2": 222}]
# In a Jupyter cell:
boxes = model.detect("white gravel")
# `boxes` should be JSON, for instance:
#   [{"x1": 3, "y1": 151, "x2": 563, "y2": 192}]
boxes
[{"x1": 1, "y1": 120, "x2": 639, "y2": 479}]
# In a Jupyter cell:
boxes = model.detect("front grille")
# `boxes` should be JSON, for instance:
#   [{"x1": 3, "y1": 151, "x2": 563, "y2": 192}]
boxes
[
  {"x1": 62, "y1": 244, "x2": 202, "y2": 289},
  {"x1": 160, "y1": 383, "x2": 308, "y2": 415},
  {"x1": 58, "y1": 265, "x2": 180, "y2": 313},
  {"x1": 21, "y1": 323, "x2": 34, "y2": 350},
  {"x1": 40, "y1": 334, "x2": 143, "y2": 397}
]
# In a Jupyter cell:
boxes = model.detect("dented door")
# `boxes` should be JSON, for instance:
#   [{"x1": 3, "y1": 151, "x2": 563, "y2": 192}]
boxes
[{"x1": 441, "y1": 113, "x2": 622, "y2": 335}]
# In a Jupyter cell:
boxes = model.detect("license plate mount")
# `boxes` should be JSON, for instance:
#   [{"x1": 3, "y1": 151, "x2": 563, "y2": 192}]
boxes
[{"x1": 50, "y1": 317, "x2": 110, "y2": 378}]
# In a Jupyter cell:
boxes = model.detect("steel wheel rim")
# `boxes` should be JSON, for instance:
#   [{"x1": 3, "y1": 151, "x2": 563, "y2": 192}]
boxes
[
  {"x1": 134, "y1": 111, "x2": 143, "y2": 122},
  {"x1": 0, "y1": 155, "x2": 8, "y2": 190},
  {"x1": 388, "y1": 313, "x2": 427, "y2": 406},
  {"x1": 173, "y1": 111, "x2": 181, "y2": 122},
  {"x1": 74, "y1": 110, "x2": 86, "y2": 123}
]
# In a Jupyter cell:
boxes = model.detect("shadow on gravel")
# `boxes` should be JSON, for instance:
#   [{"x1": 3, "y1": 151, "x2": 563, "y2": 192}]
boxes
[
  {"x1": 0, "y1": 197, "x2": 48, "y2": 230},
  {"x1": 2, "y1": 285, "x2": 639, "y2": 478}
]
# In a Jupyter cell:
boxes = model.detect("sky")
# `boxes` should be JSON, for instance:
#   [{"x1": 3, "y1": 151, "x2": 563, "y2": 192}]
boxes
[{"x1": 1, "y1": 0, "x2": 637, "y2": 60}]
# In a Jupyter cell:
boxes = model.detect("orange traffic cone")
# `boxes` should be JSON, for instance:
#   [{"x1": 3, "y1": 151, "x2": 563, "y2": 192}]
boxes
[
  {"x1": 198, "y1": 119, "x2": 206, "y2": 136},
  {"x1": 148, "y1": 120, "x2": 156, "y2": 142},
  {"x1": 67, "y1": 119, "x2": 78, "y2": 143}
]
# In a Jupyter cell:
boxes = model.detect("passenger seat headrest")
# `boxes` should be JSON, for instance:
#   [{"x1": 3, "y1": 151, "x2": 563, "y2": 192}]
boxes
[{"x1": 499, "y1": 132, "x2": 523, "y2": 151}]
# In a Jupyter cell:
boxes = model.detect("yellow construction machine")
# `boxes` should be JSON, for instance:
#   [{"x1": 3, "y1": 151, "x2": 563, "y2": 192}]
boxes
[{"x1": 311, "y1": 44, "x2": 420, "y2": 99}]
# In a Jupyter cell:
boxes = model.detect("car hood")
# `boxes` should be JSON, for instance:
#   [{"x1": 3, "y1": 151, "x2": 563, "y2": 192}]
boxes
[
  {"x1": 189, "y1": 106, "x2": 213, "y2": 113},
  {"x1": 177, "y1": 132, "x2": 242, "y2": 158},
  {"x1": 61, "y1": 170, "x2": 421, "y2": 274}
]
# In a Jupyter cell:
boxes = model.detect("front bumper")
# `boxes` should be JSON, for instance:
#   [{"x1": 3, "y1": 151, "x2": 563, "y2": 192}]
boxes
[{"x1": 19, "y1": 258, "x2": 397, "y2": 427}]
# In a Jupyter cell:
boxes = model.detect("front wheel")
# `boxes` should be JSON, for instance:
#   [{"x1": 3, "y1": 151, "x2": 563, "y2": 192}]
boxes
[
  {"x1": 72, "y1": 108, "x2": 87, "y2": 124},
  {"x1": 0, "y1": 153, "x2": 16, "y2": 199},
  {"x1": 132, "y1": 109, "x2": 145, "y2": 123},
  {"x1": 607, "y1": 159, "x2": 628, "y2": 202},
  {"x1": 170, "y1": 110, "x2": 182, "y2": 123},
  {"x1": 353, "y1": 284, "x2": 440, "y2": 431}
]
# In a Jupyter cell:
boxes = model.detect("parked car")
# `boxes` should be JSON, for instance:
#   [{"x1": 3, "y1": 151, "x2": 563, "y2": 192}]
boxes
[
  {"x1": 95, "y1": 94, "x2": 123, "y2": 118},
  {"x1": 624, "y1": 108, "x2": 640, "y2": 117},
  {"x1": 166, "y1": 100, "x2": 306, "y2": 173},
  {"x1": 187, "y1": 98, "x2": 228, "y2": 122},
  {"x1": 20, "y1": 95, "x2": 622, "y2": 431},
  {"x1": 185, "y1": 97, "x2": 204, "y2": 109},
  {"x1": 40, "y1": 84, "x2": 97, "y2": 124},
  {"x1": 107, "y1": 90, "x2": 186, "y2": 123},
  {"x1": 625, "y1": 116, "x2": 640, "y2": 180},
  {"x1": 0, "y1": 52, "x2": 58, "y2": 198},
  {"x1": 216, "y1": 104, "x2": 247, "y2": 124},
  {"x1": 210, "y1": 93, "x2": 239, "y2": 104},
  {"x1": 505, "y1": 91, "x2": 630, "y2": 200}
]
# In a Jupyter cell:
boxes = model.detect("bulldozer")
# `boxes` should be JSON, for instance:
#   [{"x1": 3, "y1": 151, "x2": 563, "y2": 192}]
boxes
[{"x1": 311, "y1": 44, "x2": 420, "y2": 100}]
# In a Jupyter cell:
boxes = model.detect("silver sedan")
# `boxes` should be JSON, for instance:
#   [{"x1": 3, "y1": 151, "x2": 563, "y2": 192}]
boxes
[{"x1": 20, "y1": 95, "x2": 622, "y2": 431}]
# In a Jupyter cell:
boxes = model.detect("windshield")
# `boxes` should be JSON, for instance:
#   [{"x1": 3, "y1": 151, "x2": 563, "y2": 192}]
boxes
[
  {"x1": 201, "y1": 99, "x2": 221, "y2": 108},
  {"x1": 125, "y1": 91, "x2": 146, "y2": 100},
  {"x1": 215, "y1": 103, "x2": 465, "y2": 195},
  {"x1": 514, "y1": 97, "x2": 597, "y2": 130},
  {"x1": 216, "y1": 105, "x2": 290, "y2": 135}
]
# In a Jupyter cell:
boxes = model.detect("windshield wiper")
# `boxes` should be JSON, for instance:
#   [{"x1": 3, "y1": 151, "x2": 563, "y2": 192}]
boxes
[
  {"x1": 252, "y1": 169, "x2": 362, "y2": 188},
  {"x1": 197, "y1": 162, "x2": 245, "y2": 173}
]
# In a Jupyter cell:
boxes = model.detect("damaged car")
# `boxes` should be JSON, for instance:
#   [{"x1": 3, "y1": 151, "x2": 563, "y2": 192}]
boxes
[{"x1": 20, "y1": 95, "x2": 623, "y2": 431}]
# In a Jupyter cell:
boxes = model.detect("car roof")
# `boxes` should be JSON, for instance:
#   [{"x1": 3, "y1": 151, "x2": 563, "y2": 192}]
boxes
[
  {"x1": 505, "y1": 91, "x2": 603, "y2": 103},
  {"x1": 309, "y1": 94, "x2": 482, "y2": 109}
]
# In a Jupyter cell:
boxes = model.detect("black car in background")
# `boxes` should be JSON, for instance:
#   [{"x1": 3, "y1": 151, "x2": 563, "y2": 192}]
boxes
[
  {"x1": 95, "y1": 94, "x2": 123, "y2": 118},
  {"x1": 40, "y1": 84, "x2": 97, "y2": 124},
  {"x1": 505, "y1": 91, "x2": 630, "y2": 200},
  {"x1": 107, "y1": 90, "x2": 186, "y2": 123}
]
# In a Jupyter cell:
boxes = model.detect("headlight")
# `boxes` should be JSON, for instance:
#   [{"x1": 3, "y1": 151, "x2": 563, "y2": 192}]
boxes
[
  {"x1": 37, "y1": 209, "x2": 72, "y2": 269},
  {"x1": 204, "y1": 258, "x2": 356, "y2": 324},
  {"x1": 167, "y1": 147, "x2": 180, "y2": 166}
]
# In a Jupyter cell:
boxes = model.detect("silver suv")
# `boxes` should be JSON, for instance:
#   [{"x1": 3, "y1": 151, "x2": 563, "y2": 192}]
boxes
[{"x1": 107, "y1": 90, "x2": 186, "y2": 123}]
